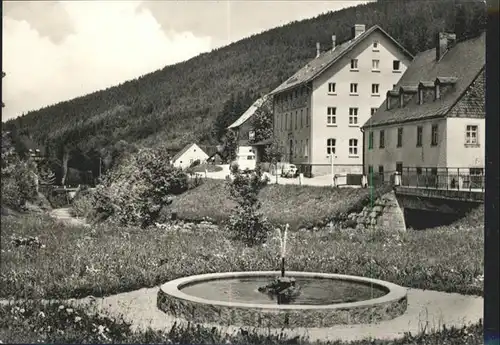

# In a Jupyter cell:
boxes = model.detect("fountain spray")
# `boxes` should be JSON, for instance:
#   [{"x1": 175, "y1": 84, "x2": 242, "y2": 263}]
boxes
[{"x1": 280, "y1": 224, "x2": 289, "y2": 277}]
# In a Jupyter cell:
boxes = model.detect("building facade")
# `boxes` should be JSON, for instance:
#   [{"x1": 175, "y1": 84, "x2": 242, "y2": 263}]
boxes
[
  {"x1": 362, "y1": 32, "x2": 485, "y2": 188},
  {"x1": 269, "y1": 24, "x2": 413, "y2": 177},
  {"x1": 227, "y1": 95, "x2": 270, "y2": 163}
]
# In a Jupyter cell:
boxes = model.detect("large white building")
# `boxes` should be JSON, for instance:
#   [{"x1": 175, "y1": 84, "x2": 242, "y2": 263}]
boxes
[
  {"x1": 362, "y1": 32, "x2": 485, "y2": 189},
  {"x1": 269, "y1": 24, "x2": 413, "y2": 177}
]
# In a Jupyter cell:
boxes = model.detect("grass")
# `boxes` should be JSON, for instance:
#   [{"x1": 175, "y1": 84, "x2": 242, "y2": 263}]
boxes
[
  {"x1": 190, "y1": 164, "x2": 223, "y2": 173},
  {"x1": 171, "y1": 179, "x2": 390, "y2": 229},
  {"x1": 0, "y1": 204, "x2": 483, "y2": 300},
  {"x1": 0, "y1": 300, "x2": 484, "y2": 344}
]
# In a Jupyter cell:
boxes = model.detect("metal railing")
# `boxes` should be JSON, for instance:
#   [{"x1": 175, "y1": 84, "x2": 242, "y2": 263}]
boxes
[
  {"x1": 399, "y1": 167, "x2": 485, "y2": 192},
  {"x1": 366, "y1": 167, "x2": 485, "y2": 192}
]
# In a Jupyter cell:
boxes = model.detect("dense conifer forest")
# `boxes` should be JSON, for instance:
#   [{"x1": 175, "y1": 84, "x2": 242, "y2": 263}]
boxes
[{"x1": 2, "y1": 0, "x2": 486, "y2": 183}]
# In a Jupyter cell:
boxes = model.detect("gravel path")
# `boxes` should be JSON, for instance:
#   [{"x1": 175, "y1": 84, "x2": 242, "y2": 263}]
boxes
[
  {"x1": 49, "y1": 207, "x2": 89, "y2": 227},
  {"x1": 71, "y1": 286, "x2": 482, "y2": 342}
]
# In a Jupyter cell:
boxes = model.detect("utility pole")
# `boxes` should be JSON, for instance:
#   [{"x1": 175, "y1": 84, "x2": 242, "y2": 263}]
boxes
[
  {"x1": 2, "y1": 72, "x2": 5, "y2": 108},
  {"x1": 330, "y1": 153, "x2": 336, "y2": 187}
]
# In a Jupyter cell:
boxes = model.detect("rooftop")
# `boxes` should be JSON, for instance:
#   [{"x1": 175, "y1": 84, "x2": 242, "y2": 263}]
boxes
[
  {"x1": 363, "y1": 32, "x2": 485, "y2": 128},
  {"x1": 269, "y1": 25, "x2": 413, "y2": 96},
  {"x1": 227, "y1": 94, "x2": 270, "y2": 129}
]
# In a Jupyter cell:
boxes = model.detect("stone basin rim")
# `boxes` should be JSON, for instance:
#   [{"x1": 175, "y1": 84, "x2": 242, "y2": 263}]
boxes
[{"x1": 159, "y1": 271, "x2": 407, "y2": 310}]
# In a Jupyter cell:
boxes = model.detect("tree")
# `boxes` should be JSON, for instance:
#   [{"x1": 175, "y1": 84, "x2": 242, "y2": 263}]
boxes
[
  {"x1": 226, "y1": 165, "x2": 271, "y2": 246},
  {"x1": 223, "y1": 129, "x2": 238, "y2": 163},
  {"x1": 250, "y1": 98, "x2": 273, "y2": 144}
]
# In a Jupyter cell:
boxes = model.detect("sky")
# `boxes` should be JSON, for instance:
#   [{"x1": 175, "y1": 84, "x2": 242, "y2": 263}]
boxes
[{"x1": 2, "y1": 0, "x2": 372, "y2": 121}]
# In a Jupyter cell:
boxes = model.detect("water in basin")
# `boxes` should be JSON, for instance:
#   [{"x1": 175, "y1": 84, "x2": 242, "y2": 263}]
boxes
[{"x1": 180, "y1": 276, "x2": 388, "y2": 305}]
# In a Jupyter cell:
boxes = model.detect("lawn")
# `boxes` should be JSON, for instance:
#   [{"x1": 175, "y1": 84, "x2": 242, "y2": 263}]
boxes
[
  {"x1": 190, "y1": 164, "x2": 223, "y2": 173},
  {"x1": 0, "y1": 300, "x2": 483, "y2": 344},
  {"x1": 0, "y1": 205, "x2": 483, "y2": 300},
  {"x1": 171, "y1": 179, "x2": 390, "y2": 229}
]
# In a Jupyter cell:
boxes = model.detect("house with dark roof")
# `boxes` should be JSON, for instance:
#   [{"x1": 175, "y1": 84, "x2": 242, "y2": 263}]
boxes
[
  {"x1": 227, "y1": 94, "x2": 271, "y2": 163},
  {"x1": 361, "y1": 32, "x2": 485, "y2": 189},
  {"x1": 269, "y1": 24, "x2": 413, "y2": 178},
  {"x1": 170, "y1": 143, "x2": 209, "y2": 169}
]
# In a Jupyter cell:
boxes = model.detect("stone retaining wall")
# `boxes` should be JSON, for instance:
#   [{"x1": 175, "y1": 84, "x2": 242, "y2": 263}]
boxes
[{"x1": 346, "y1": 191, "x2": 406, "y2": 231}]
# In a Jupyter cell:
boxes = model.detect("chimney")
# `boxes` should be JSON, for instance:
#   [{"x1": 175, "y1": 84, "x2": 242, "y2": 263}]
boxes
[
  {"x1": 435, "y1": 32, "x2": 457, "y2": 61},
  {"x1": 331, "y1": 35, "x2": 336, "y2": 51},
  {"x1": 352, "y1": 24, "x2": 366, "y2": 39},
  {"x1": 316, "y1": 42, "x2": 321, "y2": 57}
]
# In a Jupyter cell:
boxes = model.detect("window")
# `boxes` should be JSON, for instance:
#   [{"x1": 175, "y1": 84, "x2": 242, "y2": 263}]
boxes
[
  {"x1": 397, "y1": 127, "x2": 403, "y2": 147},
  {"x1": 371, "y1": 107, "x2": 378, "y2": 116},
  {"x1": 396, "y1": 162, "x2": 403, "y2": 174},
  {"x1": 306, "y1": 108, "x2": 309, "y2": 126},
  {"x1": 295, "y1": 140, "x2": 298, "y2": 157},
  {"x1": 431, "y1": 124, "x2": 438, "y2": 146},
  {"x1": 327, "y1": 138, "x2": 336, "y2": 155},
  {"x1": 300, "y1": 140, "x2": 303, "y2": 157},
  {"x1": 349, "y1": 139, "x2": 358, "y2": 156},
  {"x1": 368, "y1": 165, "x2": 374, "y2": 178},
  {"x1": 393, "y1": 60, "x2": 401, "y2": 71},
  {"x1": 465, "y1": 125, "x2": 478, "y2": 145},
  {"x1": 368, "y1": 131, "x2": 374, "y2": 149},
  {"x1": 379, "y1": 165, "x2": 385, "y2": 182},
  {"x1": 349, "y1": 108, "x2": 358, "y2": 125},
  {"x1": 305, "y1": 139, "x2": 309, "y2": 157},
  {"x1": 372, "y1": 59, "x2": 380, "y2": 70},
  {"x1": 285, "y1": 113, "x2": 288, "y2": 131},
  {"x1": 350, "y1": 59, "x2": 358, "y2": 70},
  {"x1": 300, "y1": 109, "x2": 303, "y2": 128},
  {"x1": 371, "y1": 84, "x2": 380, "y2": 95},
  {"x1": 416, "y1": 167, "x2": 422, "y2": 175},
  {"x1": 416, "y1": 126, "x2": 423, "y2": 147},
  {"x1": 295, "y1": 111, "x2": 298, "y2": 130},
  {"x1": 327, "y1": 107, "x2": 336, "y2": 125},
  {"x1": 328, "y1": 83, "x2": 336, "y2": 93},
  {"x1": 249, "y1": 131, "x2": 255, "y2": 140},
  {"x1": 379, "y1": 130, "x2": 385, "y2": 148},
  {"x1": 373, "y1": 41, "x2": 379, "y2": 50},
  {"x1": 350, "y1": 83, "x2": 358, "y2": 94}
]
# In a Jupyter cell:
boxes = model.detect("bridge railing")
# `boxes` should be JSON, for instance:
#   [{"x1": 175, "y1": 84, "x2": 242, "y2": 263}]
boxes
[{"x1": 399, "y1": 167, "x2": 485, "y2": 192}]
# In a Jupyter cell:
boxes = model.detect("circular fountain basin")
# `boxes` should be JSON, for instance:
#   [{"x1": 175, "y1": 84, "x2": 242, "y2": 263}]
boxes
[{"x1": 157, "y1": 271, "x2": 408, "y2": 328}]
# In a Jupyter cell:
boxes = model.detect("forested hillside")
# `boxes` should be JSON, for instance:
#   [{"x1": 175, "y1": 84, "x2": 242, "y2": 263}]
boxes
[{"x1": 2, "y1": 0, "x2": 486, "y2": 183}]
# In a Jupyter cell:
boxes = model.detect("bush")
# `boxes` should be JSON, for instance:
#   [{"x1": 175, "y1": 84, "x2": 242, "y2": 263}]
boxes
[
  {"x1": 91, "y1": 147, "x2": 189, "y2": 227},
  {"x1": 226, "y1": 165, "x2": 272, "y2": 246},
  {"x1": 1, "y1": 157, "x2": 38, "y2": 210}
]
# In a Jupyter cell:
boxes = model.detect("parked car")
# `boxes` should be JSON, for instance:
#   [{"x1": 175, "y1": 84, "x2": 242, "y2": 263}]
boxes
[{"x1": 280, "y1": 163, "x2": 298, "y2": 178}]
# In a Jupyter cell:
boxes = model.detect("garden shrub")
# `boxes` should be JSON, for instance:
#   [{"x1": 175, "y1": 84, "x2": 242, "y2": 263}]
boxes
[
  {"x1": 1, "y1": 136, "x2": 39, "y2": 211},
  {"x1": 90, "y1": 147, "x2": 189, "y2": 227},
  {"x1": 226, "y1": 165, "x2": 272, "y2": 246}
]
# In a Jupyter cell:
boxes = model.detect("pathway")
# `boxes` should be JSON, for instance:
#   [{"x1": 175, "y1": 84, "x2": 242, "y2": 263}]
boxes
[
  {"x1": 49, "y1": 207, "x2": 89, "y2": 227},
  {"x1": 69, "y1": 286, "x2": 482, "y2": 342}
]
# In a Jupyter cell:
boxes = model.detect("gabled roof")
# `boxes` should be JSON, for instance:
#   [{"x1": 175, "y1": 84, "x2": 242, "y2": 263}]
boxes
[
  {"x1": 171, "y1": 143, "x2": 206, "y2": 162},
  {"x1": 363, "y1": 32, "x2": 485, "y2": 128},
  {"x1": 227, "y1": 94, "x2": 270, "y2": 129},
  {"x1": 269, "y1": 25, "x2": 413, "y2": 96}
]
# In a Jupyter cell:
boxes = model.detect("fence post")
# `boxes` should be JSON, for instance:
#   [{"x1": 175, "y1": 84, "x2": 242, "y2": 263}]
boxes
[{"x1": 457, "y1": 168, "x2": 460, "y2": 190}]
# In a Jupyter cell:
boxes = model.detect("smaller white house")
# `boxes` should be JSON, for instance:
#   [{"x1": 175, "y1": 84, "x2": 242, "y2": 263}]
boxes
[{"x1": 170, "y1": 143, "x2": 209, "y2": 169}]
